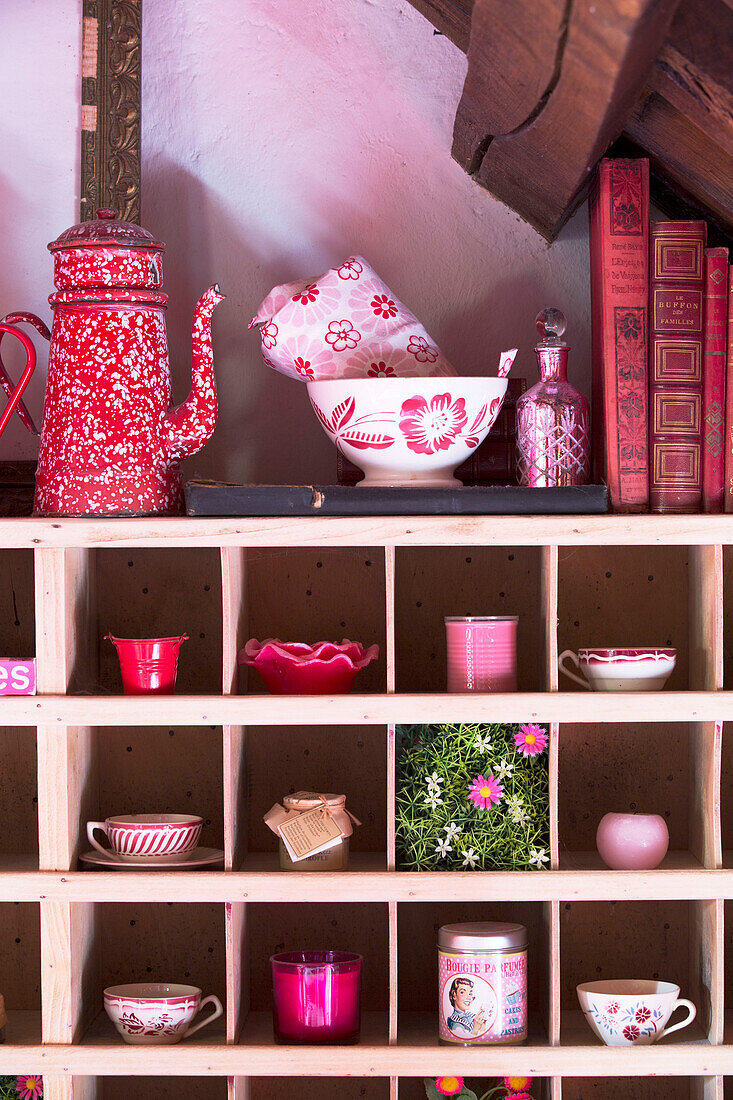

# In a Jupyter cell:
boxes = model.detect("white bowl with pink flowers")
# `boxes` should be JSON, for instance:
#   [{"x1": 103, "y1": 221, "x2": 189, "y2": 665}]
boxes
[{"x1": 307, "y1": 376, "x2": 509, "y2": 487}]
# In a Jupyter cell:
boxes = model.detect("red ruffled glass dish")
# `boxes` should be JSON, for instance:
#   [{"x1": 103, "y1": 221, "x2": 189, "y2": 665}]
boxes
[{"x1": 238, "y1": 638, "x2": 379, "y2": 694}]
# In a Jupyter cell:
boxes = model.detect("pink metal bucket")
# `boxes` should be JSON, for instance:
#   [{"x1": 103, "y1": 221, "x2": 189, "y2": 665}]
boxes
[
  {"x1": 445, "y1": 616, "x2": 518, "y2": 693},
  {"x1": 105, "y1": 634, "x2": 188, "y2": 694}
]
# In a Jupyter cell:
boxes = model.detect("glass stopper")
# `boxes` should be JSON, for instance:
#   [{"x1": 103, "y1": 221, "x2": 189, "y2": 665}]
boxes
[{"x1": 535, "y1": 307, "x2": 567, "y2": 345}]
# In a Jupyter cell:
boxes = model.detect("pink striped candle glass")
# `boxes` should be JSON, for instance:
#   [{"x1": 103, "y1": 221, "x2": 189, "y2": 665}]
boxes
[
  {"x1": 445, "y1": 616, "x2": 518, "y2": 693},
  {"x1": 271, "y1": 950, "x2": 362, "y2": 1044},
  {"x1": 86, "y1": 814, "x2": 203, "y2": 863}
]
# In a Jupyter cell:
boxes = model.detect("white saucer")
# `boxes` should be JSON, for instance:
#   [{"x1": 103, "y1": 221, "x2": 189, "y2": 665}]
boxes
[{"x1": 79, "y1": 846, "x2": 224, "y2": 870}]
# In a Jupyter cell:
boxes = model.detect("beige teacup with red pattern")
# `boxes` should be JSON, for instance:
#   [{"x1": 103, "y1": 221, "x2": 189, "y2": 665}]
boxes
[
  {"x1": 104, "y1": 983, "x2": 223, "y2": 1045},
  {"x1": 86, "y1": 813, "x2": 202, "y2": 863}
]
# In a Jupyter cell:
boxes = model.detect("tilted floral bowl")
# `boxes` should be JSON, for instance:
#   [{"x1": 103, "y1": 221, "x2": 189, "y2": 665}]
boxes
[
  {"x1": 306, "y1": 376, "x2": 509, "y2": 487},
  {"x1": 239, "y1": 638, "x2": 380, "y2": 694}
]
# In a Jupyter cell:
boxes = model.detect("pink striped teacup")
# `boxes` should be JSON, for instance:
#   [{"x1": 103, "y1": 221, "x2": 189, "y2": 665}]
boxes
[{"x1": 87, "y1": 814, "x2": 203, "y2": 863}]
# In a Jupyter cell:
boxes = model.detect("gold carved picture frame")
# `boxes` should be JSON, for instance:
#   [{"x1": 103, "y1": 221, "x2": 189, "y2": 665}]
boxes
[{"x1": 80, "y1": 0, "x2": 142, "y2": 222}]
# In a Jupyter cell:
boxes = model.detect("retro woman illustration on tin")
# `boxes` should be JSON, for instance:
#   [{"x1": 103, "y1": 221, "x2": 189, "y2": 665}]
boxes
[{"x1": 445, "y1": 977, "x2": 489, "y2": 1038}]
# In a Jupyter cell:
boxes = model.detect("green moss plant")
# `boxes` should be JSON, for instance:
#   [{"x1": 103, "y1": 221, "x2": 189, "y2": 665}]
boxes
[{"x1": 396, "y1": 723, "x2": 550, "y2": 872}]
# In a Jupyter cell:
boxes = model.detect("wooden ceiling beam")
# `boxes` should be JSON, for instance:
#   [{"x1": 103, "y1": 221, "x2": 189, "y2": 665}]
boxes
[
  {"x1": 450, "y1": 0, "x2": 681, "y2": 241},
  {"x1": 408, "y1": 0, "x2": 733, "y2": 241}
]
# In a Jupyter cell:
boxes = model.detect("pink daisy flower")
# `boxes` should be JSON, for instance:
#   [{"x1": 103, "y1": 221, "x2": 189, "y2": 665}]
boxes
[
  {"x1": 435, "y1": 1078, "x2": 464, "y2": 1096},
  {"x1": 514, "y1": 723, "x2": 548, "y2": 757},
  {"x1": 468, "y1": 773, "x2": 503, "y2": 810},
  {"x1": 504, "y1": 1076, "x2": 533, "y2": 1092},
  {"x1": 16, "y1": 1077, "x2": 43, "y2": 1100}
]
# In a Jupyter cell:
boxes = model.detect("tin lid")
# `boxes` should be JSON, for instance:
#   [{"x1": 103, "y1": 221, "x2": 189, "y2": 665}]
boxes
[
  {"x1": 283, "y1": 791, "x2": 346, "y2": 810},
  {"x1": 48, "y1": 210, "x2": 164, "y2": 252},
  {"x1": 444, "y1": 616, "x2": 519, "y2": 623},
  {"x1": 438, "y1": 921, "x2": 527, "y2": 951}
]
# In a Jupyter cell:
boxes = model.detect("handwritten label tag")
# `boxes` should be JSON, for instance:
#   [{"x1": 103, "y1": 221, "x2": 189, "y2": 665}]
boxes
[
  {"x1": 0, "y1": 659, "x2": 36, "y2": 695},
  {"x1": 277, "y1": 804, "x2": 343, "y2": 863}
]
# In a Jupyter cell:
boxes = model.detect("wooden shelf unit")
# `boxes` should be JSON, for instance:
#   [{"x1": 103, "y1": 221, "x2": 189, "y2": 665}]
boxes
[{"x1": 0, "y1": 516, "x2": 731, "y2": 1100}]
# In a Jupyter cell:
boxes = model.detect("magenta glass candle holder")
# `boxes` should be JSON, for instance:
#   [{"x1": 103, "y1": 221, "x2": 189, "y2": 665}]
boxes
[
  {"x1": 271, "y1": 950, "x2": 362, "y2": 1044},
  {"x1": 445, "y1": 616, "x2": 518, "y2": 692}
]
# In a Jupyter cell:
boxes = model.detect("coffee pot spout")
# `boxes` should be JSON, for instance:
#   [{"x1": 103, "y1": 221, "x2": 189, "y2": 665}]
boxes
[{"x1": 163, "y1": 284, "x2": 225, "y2": 462}]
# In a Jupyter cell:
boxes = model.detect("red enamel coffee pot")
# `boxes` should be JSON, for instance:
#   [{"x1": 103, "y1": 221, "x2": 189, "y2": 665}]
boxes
[{"x1": 1, "y1": 210, "x2": 224, "y2": 515}]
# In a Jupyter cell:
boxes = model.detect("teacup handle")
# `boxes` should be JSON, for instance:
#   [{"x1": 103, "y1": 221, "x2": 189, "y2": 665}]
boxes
[
  {"x1": 86, "y1": 821, "x2": 111, "y2": 857},
  {"x1": 183, "y1": 994, "x2": 224, "y2": 1038},
  {"x1": 659, "y1": 998, "x2": 696, "y2": 1040},
  {"x1": 558, "y1": 649, "x2": 591, "y2": 690}
]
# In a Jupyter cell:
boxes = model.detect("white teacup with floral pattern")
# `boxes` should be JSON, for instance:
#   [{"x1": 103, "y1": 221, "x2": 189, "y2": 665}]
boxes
[
  {"x1": 104, "y1": 983, "x2": 224, "y2": 1045},
  {"x1": 577, "y1": 980, "x2": 696, "y2": 1046}
]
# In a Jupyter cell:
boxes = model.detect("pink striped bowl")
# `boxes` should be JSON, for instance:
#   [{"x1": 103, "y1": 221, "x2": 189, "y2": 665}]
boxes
[{"x1": 87, "y1": 814, "x2": 203, "y2": 863}]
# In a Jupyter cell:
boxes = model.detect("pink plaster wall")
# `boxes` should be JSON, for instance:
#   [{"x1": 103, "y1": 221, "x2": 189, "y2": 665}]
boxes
[
  {"x1": 143, "y1": 0, "x2": 593, "y2": 484},
  {"x1": 0, "y1": 0, "x2": 80, "y2": 459},
  {"x1": 1, "y1": 0, "x2": 593, "y2": 484}
]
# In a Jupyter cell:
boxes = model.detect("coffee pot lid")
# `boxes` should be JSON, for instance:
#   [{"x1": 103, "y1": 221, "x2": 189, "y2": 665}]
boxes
[{"x1": 48, "y1": 209, "x2": 164, "y2": 252}]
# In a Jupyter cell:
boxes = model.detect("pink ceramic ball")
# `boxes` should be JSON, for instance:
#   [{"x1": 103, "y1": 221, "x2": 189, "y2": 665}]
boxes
[{"x1": 596, "y1": 812, "x2": 669, "y2": 870}]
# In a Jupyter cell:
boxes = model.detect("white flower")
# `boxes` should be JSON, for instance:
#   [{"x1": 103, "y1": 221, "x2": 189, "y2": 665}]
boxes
[
  {"x1": 461, "y1": 848, "x2": 479, "y2": 869},
  {"x1": 435, "y1": 838, "x2": 453, "y2": 858},
  {"x1": 529, "y1": 847, "x2": 550, "y2": 868},
  {"x1": 513, "y1": 809, "x2": 530, "y2": 826},
  {"x1": 473, "y1": 731, "x2": 492, "y2": 752},
  {"x1": 505, "y1": 794, "x2": 525, "y2": 815},
  {"x1": 423, "y1": 792, "x2": 443, "y2": 809},
  {"x1": 425, "y1": 771, "x2": 444, "y2": 788},
  {"x1": 444, "y1": 821, "x2": 462, "y2": 840},
  {"x1": 494, "y1": 758, "x2": 515, "y2": 780}
]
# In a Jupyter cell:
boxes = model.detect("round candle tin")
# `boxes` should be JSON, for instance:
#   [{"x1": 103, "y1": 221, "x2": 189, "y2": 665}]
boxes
[
  {"x1": 438, "y1": 921, "x2": 527, "y2": 1044},
  {"x1": 444, "y1": 616, "x2": 518, "y2": 693}
]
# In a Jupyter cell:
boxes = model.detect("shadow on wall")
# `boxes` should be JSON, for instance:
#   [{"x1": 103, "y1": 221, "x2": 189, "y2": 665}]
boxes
[
  {"x1": 0, "y1": 175, "x2": 48, "y2": 458},
  {"x1": 149, "y1": 160, "x2": 339, "y2": 487}
]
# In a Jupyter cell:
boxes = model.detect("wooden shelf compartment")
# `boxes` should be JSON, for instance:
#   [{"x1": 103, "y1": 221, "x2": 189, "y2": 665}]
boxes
[
  {"x1": 0, "y1": 725, "x2": 38, "y2": 872},
  {"x1": 397, "y1": 900, "x2": 559, "y2": 1048},
  {"x1": 558, "y1": 545, "x2": 723, "y2": 693},
  {"x1": 76, "y1": 1078, "x2": 229, "y2": 1100},
  {"x1": 393, "y1": 546, "x2": 549, "y2": 693},
  {"x1": 56, "y1": 725, "x2": 225, "y2": 872},
  {"x1": 560, "y1": 899, "x2": 725, "y2": 1048},
  {"x1": 0, "y1": 546, "x2": 34, "y2": 654},
  {"x1": 723, "y1": 725, "x2": 732, "y2": 868},
  {"x1": 558, "y1": 721, "x2": 721, "y2": 872},
  {"x1": 0, "y1": 902, "x2": 41, "y2": 1045},
  {"x1": 561, "y1": 1078, "x2": 722, "y2": 1099}
]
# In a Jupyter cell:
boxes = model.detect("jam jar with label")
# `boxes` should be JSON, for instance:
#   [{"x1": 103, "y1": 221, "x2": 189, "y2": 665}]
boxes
[
  {"x1": 278, "y1": 792, "x2": 352, "y2": 871},
  {"x1": 438, "y1": 921, "x2": 527, "y2": 1044}
]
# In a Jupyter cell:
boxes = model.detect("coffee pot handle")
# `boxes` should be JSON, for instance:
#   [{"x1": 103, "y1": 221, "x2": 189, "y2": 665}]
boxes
[
  {"x1": 184, "y1": 994, "x2": 224, "y2": 1038},
  {"x1": 558, "y1": 650, "x2": 590, "y2": 690},
  {"x1": 659, "y1": 998, "x2": 696, "y2": 1039},
  {"x1": 0, "y1": 312, "x2": 50, "y2": 435},
  {"x1": 0, "y1": 324, "x2": 37, "y2": 439}
]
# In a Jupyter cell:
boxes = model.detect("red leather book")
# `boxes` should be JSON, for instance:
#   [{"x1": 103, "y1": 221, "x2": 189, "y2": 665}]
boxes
[
  {"x1": 723, "y1": 269, "x2": 733, "y2": 512},
  {"x1": 337, "y1": 378, "x2": 526, "y2": 486},
  {"x1": 649, "y1": 220, "x2": 707, "y2": 513},
  {"x1": 701, "y1": 248, "x2": 729, "y2": 512},
  {"x1": 588, "y1": 158, "x2": 649, "y2": 512}
]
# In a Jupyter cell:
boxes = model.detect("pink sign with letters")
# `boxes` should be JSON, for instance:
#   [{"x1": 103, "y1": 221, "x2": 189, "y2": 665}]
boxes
[{"x1": 0, "y1": 659, "x2": 36, "y2": 694}]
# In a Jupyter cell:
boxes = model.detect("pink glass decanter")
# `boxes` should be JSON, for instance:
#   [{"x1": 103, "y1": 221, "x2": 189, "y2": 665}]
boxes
[{"x1": 516, "y1": 307, "x2": 590, "y2": 487}]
